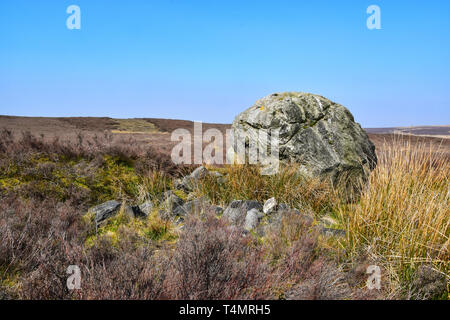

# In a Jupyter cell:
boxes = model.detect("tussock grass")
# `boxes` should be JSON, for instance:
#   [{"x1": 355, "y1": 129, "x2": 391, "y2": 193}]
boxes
[
  {"x1": 194, "y1": 164, "x2": 334, "y2": 214},
  {"x1": 137, "y1": 170, "x2": 172, "y2": 202},
  {"x1": 336, "y1": 137, "x2": 449, "y2": 296}
]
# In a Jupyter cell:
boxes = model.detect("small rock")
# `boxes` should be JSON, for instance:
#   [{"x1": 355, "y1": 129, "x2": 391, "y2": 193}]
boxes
[
  {"x1": 178, "y1": 166, "x2": 209, "y2": 191},
  {"x1": 263, "y1": 197, "x2": 277, "y2": 215},
  {"x1": 244, "y1": 208, "x2": 263, "y2": 230},
  {"x1": 241, "y1": 200, "x2": 263, "y2": 212},
  {"x1": 174, "y1": 217, "x2": 185, "y2": 226},
  {"x1": 138, "y1": 201, "x2": 154, "y2": 216},
  {"x1": 90, "y1": 200, "x2": 121, "y2": 225},
  {"x1": 210, "y1": 205, "x2": 223, "y2": 216},
  {"x1": 122, "y1": 205, "x2": 137, "y2": 219},
  {"x1": 209, "y1": 171, "x2": 222, "y2": 177},
  {"x1": 278, "y1": 203, "x2": 290, "y2": 211},
  {"x1": 191, "y1": 166, "x2": 208, "y2": 179},
  {"x1": 222, "y1": 206, "x2": 244, "y2": 225},
  {"x1": 222, "y1": 200, "x2": 263, "y2": 226},
  {"x1": 163, "y1": 190, "x2": 184, "y2": 213}
]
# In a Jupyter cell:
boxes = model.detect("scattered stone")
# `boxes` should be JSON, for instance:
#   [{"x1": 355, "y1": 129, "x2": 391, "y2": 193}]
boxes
[
  {"x1": 263, "y1": 197, "x2": 277, "y2": 215},
  {"x1": 177, "y1": 166, "x2": 209, "y2": 191},
  {"x1": 138, "y1": 200, "x2": 154, "y2": 216},
  {"x1": 210, "y1": 205, "x2": 223, "y2": 216},
  {"x1": 278, "y1": 203, "x2": 290, "y2": 211},
  {"x1": 174, "y1": 217, "x2": 185, "y2": 226},
  {"x1": 191, "y1": 166, "x2": 208, "y2": 179},
  {"x1": 209, "y1": 171, "x2": 223, "y2": 178},
  {"x1": 163, "y1": 190, "x2": 184, "y2": 214},
  {"x1": 90, "y1": 200, "x2": 121, "y2": 225},
  {"x1": 222, "y1": 200, "x2": 263, "y2": 226},
  {"x1": 244, "y1": 208, "x2": 264, "y2": 230}
]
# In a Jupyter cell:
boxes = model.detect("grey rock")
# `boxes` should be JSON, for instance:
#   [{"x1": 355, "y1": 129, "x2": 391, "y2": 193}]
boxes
[
  {"x1": 241, "y1": 200, "x2": 263, "y2": 212},
  {"x1": 191, "y1": 166, "x2": 208, "y2": 179},
  {"x1": 90, "y1": 200, "x2": 121, "y2": 225},
  {"x1": 209, "y1": 171, "x2": 223, "y2": 178},
  {"x1": 178, "y1": 166, "x2": 209, "y2": 191},
  {"x1": 138, "y1": 201, "x2": 154, "y2": 217},
  {"x1": 231, "y1": 92, "x2": 377, "y2": 190},
  {"x1": 163, "y1": 190, "x2": 184, "y2": 213},
  {"x1": 278, "y1": 203, "x2": 290, "y2": 211},
  {"x1": 222, "y1": 207, "x2": 244, "y2": 226},
  {"x1": 122, "y1": 205, "x2": 138, "y2": 219},
  {"x1": 222, "y1": 200, "x2": 263, "y2": 226},
  {"x1": 174, "y1": 217, "x2": 185, "y2": 226},
  {"x1": 263, "y1": 197, "x2": 277, "y2": 214},
  {"x1": 210, "y1": 205, "x2": 223, "y2": 216},
  {"x1": 244, "y1": 208, "x2": 263, "y2": 230}
]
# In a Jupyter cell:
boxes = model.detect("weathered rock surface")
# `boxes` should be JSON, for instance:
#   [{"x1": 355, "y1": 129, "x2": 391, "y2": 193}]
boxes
[
  {"x1": 89, "y1": 201, "x2": 149, "y2": 225},
  {"x1": 176, "y1": 166, "x2": 208, "y2": 191},
  {"x1": 231, "y1": 92, "x2": 377, "y2": 187},
  {"x1": 263, "y1": 197, "x2": 277, "y2": 215},
  {"x1": 244, "y1": 208, "x2": 264, "y2": 230},
  {"x1": 222, "y1": 200, "x2": 263, "y2": 226},
  {"x1": 176, "y1": 166, "x2": 226, "y2": 191},
  {"x1": 138, "y1": 201, "x2": 154, "y2": 216},
  {"x1": 158, "y1": 190, "x2": 185, "y2": 220},
  {"x1": 90, "y1": 200, "x2": 121, "y2": 225}
]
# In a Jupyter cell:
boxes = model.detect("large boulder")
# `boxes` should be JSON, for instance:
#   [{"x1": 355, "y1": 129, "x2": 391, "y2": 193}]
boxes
[{"x1": 231, "y1": 92, "x2": 377, "y2": 188}]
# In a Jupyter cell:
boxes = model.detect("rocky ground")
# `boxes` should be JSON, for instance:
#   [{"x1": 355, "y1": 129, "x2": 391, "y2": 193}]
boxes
[{"x1": 0, "y1": 111, "x2": 448, "y2": 300}]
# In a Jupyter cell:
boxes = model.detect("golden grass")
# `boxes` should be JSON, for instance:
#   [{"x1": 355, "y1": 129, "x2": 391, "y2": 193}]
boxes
[
  {"x1": 194, "y1": 164, "x2": 334, "y2": 214},
  {"x1": 137, "y1": 170, "x2": 172, "y2": 202},
  {"x1": 336, "y1": 137, "x2": 449, "y2": 294}
]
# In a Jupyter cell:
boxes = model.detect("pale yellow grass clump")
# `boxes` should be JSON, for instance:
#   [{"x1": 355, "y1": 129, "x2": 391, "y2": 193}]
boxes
[
  {"x1": 337, "y1": 137, "x2": 449, "y2": 294},
  {"x1": 194, "y1": 164, "x2": 334, "y2": 213}
]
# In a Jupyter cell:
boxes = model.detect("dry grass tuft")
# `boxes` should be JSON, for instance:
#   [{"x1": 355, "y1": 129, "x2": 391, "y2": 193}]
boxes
[
  {"x1": 193, "y1": 164, "x2": 334, "y2": 214},
  {"x1": 336, "y1": 136, "x2": 449, "y2": 297}
]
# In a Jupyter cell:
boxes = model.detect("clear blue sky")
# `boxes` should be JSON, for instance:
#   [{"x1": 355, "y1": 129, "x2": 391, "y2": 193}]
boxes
[{"x1": 1, "y1": 0, "x2": 449, "y2": 127}]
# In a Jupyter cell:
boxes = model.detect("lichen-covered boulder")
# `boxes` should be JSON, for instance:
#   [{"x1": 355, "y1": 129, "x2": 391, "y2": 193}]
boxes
[{"x1": 231, "y1": 92, "x2": 377, "y2": 188}]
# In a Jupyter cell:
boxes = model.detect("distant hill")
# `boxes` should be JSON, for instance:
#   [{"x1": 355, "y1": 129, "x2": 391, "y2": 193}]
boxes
[{"x1": 365, "y1": 125, "x2": 450, "y2": 138}]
